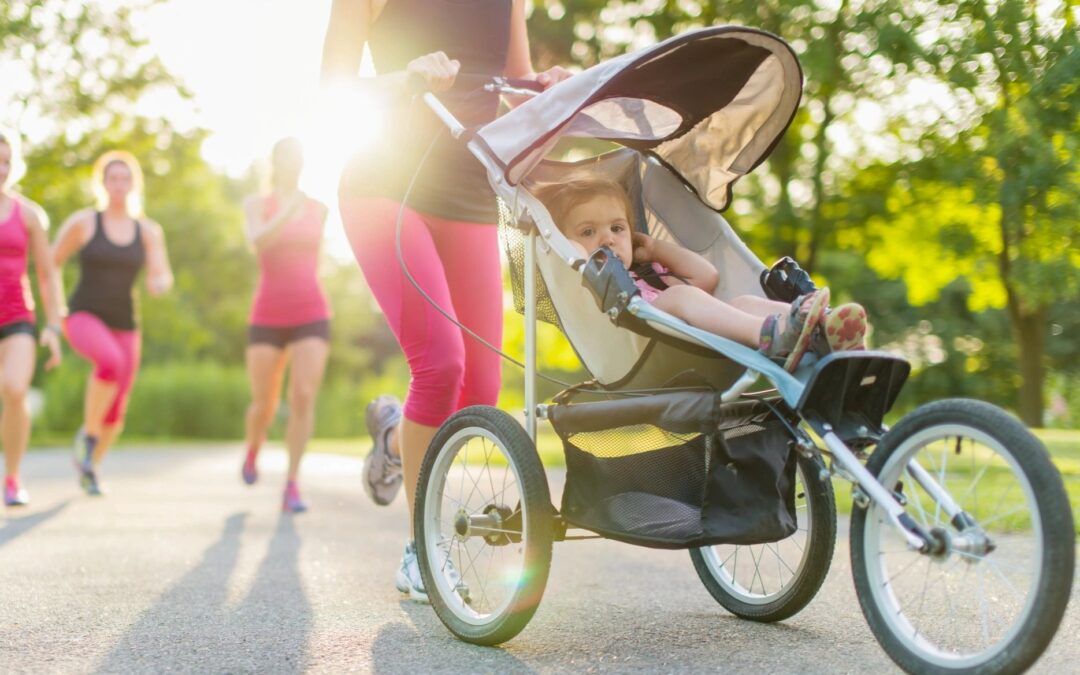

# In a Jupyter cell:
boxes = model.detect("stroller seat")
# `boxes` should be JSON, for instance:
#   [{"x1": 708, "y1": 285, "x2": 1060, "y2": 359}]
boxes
[{"x1": 502, "y1": 148, "x2": 772, "y2": 392}]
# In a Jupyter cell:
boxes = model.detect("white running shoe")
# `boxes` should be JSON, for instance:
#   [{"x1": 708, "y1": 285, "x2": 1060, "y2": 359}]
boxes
[{"x1": 395, "y1": 539, "x2": 470, "y2": 605}]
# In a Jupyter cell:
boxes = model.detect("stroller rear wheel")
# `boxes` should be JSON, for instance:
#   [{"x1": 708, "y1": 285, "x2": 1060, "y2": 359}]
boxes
[
  {"x1": 415, "y1": 405, "x2": 554, "y2": 645},
  {"x1": 851, "y1": 399, "x2": 1075, "y2": 674},
  {"x1": 690, "y1": 452, "x2": 837, "y2": 621}
]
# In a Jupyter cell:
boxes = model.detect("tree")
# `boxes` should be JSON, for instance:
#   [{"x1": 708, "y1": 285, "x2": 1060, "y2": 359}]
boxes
[{"x1": 862, "y1": 0, "x2": 1080, "y2": 425}]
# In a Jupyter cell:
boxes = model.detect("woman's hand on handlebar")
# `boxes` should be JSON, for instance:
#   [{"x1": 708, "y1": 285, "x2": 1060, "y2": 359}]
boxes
[
  {"x1": 406, "y1": 51, "x2": 461, "y2": 92},
  {"x1": 532, "y1": 65, "x2": 573, "y2": 90}
]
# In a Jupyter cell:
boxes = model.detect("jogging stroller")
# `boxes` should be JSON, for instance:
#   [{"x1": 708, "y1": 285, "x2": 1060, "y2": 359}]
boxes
[{"x1": 407, "y1": 26, "x2": 1075, "y2": 674}]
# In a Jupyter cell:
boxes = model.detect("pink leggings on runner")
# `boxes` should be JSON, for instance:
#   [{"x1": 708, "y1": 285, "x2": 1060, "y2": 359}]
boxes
[
  {"x1": 341, "y1": 198, "x2": 503, "y2": 427},
  {"x1": 64, "y1": 312, "x2": 142, "y2": 426}
]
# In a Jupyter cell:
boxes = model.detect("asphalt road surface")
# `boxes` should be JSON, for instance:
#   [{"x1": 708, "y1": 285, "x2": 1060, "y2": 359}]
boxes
[{"x1": 1, "y1": 447, "x2": 1077, "y2": 674}]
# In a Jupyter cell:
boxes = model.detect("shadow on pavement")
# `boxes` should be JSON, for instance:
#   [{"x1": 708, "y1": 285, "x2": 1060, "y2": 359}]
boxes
[
  {"x1": 0, "y1": 500, "x2": 71, "y2": 550},
  {"x1": 371, "y1": 603, "x2": 536, "y2": 674},
  {"x1": 95, "y1": 512, "x2": 312, "y2": 673}
]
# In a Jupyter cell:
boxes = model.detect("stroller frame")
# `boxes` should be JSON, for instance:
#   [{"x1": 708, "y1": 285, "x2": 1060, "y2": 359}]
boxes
[{"x1": 408, "y1": 28, "x2": 1074, "y2": 674}]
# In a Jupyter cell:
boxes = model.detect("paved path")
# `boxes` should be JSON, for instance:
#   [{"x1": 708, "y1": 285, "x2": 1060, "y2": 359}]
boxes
[{"x1": 1, "y1": 447, "x2": 1077, "y2": 674}]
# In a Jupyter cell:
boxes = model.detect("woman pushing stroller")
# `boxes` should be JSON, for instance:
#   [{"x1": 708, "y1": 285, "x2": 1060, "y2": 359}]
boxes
[{"x1": 535, "y1": 177, "x2": 869, "y2": 370}]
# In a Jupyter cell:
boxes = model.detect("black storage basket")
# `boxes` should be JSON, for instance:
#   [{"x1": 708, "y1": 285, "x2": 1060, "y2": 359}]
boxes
[{"x1": 548, "y1": 392, "x2": 798, "y2": 549}]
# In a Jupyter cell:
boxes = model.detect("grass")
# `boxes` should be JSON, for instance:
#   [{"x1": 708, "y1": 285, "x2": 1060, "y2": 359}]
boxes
[
  {"x1": 31, "y1": 425, "x2": 1078, "y2": 533},
  {"x1": 309, "y1": 427, "x2": 1078, "y2": 534}
]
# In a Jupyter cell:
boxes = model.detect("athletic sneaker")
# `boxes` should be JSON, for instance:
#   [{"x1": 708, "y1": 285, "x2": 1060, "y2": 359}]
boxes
[
  {"x1": 364, "y1": 395, "x2": 403, "y2": 506},
  {"x1": 242, "y1": 448, "x2": 258, "y2": 485},
  {"x1": 72, "y1": 427, "x2": 101, "y2": 495},
  {"x1": 282, "y1": 480, "x2": 308, "y2": 513},
  {"x1": 395, "y1": 539, "x2": 470, "y2": 604},
  {"x1": 81, "y1": 468, "x2": 103, "y2": 497},
  {"x1": 4, "y1": 477, "x2": 28, "y2": 507}
]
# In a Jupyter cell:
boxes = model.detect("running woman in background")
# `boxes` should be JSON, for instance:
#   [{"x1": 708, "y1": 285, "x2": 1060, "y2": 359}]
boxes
[
  {"x1": 241, "y1": 138, "x2": 331, "y2": 514},
  {"x1": 52, "y1": 151, "x2": 173, "y2": 496},
  {"x1": 0, "y1": 128, "x2": 63, "y2": 507}
]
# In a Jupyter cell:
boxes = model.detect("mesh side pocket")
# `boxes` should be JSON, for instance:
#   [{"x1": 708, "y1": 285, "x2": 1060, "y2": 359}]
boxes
[
  {"x1": 702, "y1": 419, "x2": 798, "y2": 545},
  {"x1": 497, "y1": 197, "x2": 563, "y2": 329}
]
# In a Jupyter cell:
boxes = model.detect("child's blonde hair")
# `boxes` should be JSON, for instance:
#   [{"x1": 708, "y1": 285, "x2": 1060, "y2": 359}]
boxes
[
  {"x1": 533, "y1": 176, "x2": 633, "y2": 233},
  {"x1": 92, "y1": 150, "x2": 145, "y2": 216}
]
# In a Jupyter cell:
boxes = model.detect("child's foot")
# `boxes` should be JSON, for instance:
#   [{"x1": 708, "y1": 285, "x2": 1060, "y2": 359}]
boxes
[
  {"x1": 824, "y1": 303, "x2": 868, "y2": 351},
  {"x1": 241, "y1": 449, "x2": 258, "y2": 485},
  {"x1": 760, "y1": 288, "x2": 830, "y2": 372},
  {"x1": 4, "y1": 477, "x2": 28, "y2": 507},
  {"x1": 282, "y1": 481, "x2": 307, "y2": 513}
]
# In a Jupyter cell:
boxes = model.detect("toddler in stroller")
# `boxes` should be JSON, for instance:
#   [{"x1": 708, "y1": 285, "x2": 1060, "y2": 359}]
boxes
[{"x1": 534, "y1": 176, "x2": 868, "y2": 371}]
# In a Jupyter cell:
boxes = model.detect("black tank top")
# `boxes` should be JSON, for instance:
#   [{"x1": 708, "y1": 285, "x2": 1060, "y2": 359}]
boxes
[
  {"x1": 339, "y1": 0, "x2": 512, "y2": 224},
  {"x1": 68, "y1": 212, "x2": 146, "y2": 330}
]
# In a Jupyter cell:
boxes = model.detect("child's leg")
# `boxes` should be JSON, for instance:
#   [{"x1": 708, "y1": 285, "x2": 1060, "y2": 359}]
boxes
[{"x1": 652, "y1": 285, "x2": 765, "y2": 347}]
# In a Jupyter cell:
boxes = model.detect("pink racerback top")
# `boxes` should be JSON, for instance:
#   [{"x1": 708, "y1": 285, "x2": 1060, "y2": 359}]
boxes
[
  {"x1": 0, "y1": 198, "x2": 35, "y2": 327},
  {"x1": 249, "y1": 196, "x2": 330, "y2": 326}
]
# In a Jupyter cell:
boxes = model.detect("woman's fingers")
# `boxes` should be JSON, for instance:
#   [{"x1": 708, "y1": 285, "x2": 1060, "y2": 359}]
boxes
[
  {"x1": 407, "y1": 51, "x2": 461, "y2": 92},
  {"x1": 536, "y1": 66, "x2": 573, "y2": 89}
]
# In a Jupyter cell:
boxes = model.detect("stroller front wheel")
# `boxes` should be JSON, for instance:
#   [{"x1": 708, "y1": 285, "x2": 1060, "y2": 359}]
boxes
[
  {"x1": 415, "y1": 405, "x2": 554, "y2": 646},
  {"x1": 851, "y1": 399, "x2": 1075, "y2": 674}
]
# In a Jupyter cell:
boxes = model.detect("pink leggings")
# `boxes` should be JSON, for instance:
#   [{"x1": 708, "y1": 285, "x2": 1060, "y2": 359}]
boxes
[
  {"x1": 341, "y1": 198, "x2": 503, "y2": 427},
  {"x1": 64, "y1": 312, "x2": 142, "y2": 426}
]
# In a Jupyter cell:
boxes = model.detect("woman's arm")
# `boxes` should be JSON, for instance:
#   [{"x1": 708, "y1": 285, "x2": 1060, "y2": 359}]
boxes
[
  {"x1": 504, "y1": 0, "x2": 573, "y2": 103},
  {"x1": 633, "y1": 233, "x2": 719, "y2": 294},
  {"x1": 23, "y1": 197, "x2": 62, "y2": 368},
  {"x1": 51, "y1": 209, "x2": 93, "y2": 269},
  {"x1": 141, "y1": 220, "x2": 174, "y2": 296},
  {"x1": 245, "y1": 194, "x2": 304, "y2": 253}
]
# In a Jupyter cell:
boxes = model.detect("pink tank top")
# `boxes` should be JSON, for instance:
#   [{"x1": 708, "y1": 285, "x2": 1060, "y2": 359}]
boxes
[
  {"x1": 0, "y1": 198, "x2": 35, "y2": 327},
  {"x1": 249, "y1": 196, "x2": 330, "y2": 326}
]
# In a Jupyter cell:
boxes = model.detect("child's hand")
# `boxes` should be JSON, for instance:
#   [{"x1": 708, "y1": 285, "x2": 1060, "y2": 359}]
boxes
[{"x1": 632, "y1": 232, "x2": 655, "y2": 263}]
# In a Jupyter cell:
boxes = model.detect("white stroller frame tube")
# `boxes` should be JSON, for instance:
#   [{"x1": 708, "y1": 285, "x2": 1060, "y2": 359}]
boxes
[{"x1": 524, "y1": 228, "x2": 538, "y2": 443}]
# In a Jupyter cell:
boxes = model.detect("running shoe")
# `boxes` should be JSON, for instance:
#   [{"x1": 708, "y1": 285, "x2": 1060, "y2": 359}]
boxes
[
  {"x1": 282, "y1": 480, "x2": 308, "y2": 513},
  {"x1": 81, "y1": 468, "x2": 103, "y2": 497},
  {"x1": 395, "y1": 539, "x2": 470, "y2": 605},
  {"x1": 396, "y1": 540, "x2": 429, "y2": 602},
  {"x1": 242, "y1": 448, "x2": 258, "y2": 485},
  {"x1": 4, "y1": 477, "x2": 28, "y2": 507},
  {"x1": 363, "y1": 395, "x2": 403, "y2": 506}
]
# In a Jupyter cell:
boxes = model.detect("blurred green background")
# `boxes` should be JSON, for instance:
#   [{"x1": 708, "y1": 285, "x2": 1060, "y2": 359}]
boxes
[{"x1": 2, "y1": 0, "x2": 1077, "y2": 445}]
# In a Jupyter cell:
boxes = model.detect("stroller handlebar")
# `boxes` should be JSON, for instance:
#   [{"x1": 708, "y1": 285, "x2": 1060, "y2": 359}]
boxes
[{"x1": 422, "y1": 74, "x2": 544, "y2": 139}]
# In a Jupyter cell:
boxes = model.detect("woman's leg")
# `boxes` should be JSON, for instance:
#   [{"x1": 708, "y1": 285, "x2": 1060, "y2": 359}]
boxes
[
  {"x1": 64, "y1": 313, "x2": 124, "y2": 450},
  {"x1": 243, "y1": 342, "x2": 288, "y2": 483},
  {"x1": 341, "y1": 198, "x2": 468, "y2": 526},
  {"x1": 0, "y1": 334, "x2": 36, "y2": 484},
  {"x1": 95, "y1": 330, "x2": 141, "y2": 464},
  {"x1": 283, "y1": 337, "x2": 328, "y2": 482},
  {"x1": 428, "y1": 216, "x2": 504, "y2": 410}
]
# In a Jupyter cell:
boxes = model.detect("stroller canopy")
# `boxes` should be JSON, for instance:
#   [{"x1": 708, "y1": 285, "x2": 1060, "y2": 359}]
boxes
[{"x1": 475, "y1": 26, "x2": 802, "y2": 211}]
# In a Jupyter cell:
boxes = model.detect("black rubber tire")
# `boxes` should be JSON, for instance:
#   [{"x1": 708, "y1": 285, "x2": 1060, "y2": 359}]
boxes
[
  {"x1": 690, "y1": 453, "x2": 837, "y2": 622},
  {"x1": 414, "y1": 406, "x2": 554, "y2": 646},
  {"x1": 850, "y1": 399, "x2": 1075, "y2": 674}
]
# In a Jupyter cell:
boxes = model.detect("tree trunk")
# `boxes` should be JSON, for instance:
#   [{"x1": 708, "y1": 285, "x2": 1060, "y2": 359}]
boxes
[{"x1": 1012, "y1": 306, "x2": 1046, "y2": 427}]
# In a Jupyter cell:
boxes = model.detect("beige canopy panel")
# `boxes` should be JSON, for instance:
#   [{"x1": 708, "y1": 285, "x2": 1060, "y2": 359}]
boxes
[{"x1": 473, "y1": 26, "x2": 802, "y2": 211}]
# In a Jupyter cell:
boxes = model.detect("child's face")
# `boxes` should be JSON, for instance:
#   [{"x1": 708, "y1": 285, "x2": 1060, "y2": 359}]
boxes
[{"x1": 562, "y1": 194, "x2": 633, "y2": 267}]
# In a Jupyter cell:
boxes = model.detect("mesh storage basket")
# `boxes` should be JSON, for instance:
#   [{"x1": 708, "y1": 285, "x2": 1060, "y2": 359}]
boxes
[
  {"x1": 498, "y1": 197, "x2": 563, "y2": 330},
  {"x1": 548, "y1": 392, "x2": 798, "y2": 549}
]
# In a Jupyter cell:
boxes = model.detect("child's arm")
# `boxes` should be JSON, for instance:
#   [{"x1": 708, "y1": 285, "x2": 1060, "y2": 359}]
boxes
[{"x1": 632, "y1": 233, "x2": 719, "y2": 293}]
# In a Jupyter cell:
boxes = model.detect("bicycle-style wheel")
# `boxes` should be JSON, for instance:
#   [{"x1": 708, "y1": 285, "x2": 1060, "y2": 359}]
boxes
[
  {"x1": 690, "y1": 452, "x2": 837, "y2": 621},
  {"x1": 851, "y1": 399, "x2": 1075, "y2": 674},
  {"x1": 415, "y1": 406, "x2": 554, "y2": 646}
]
